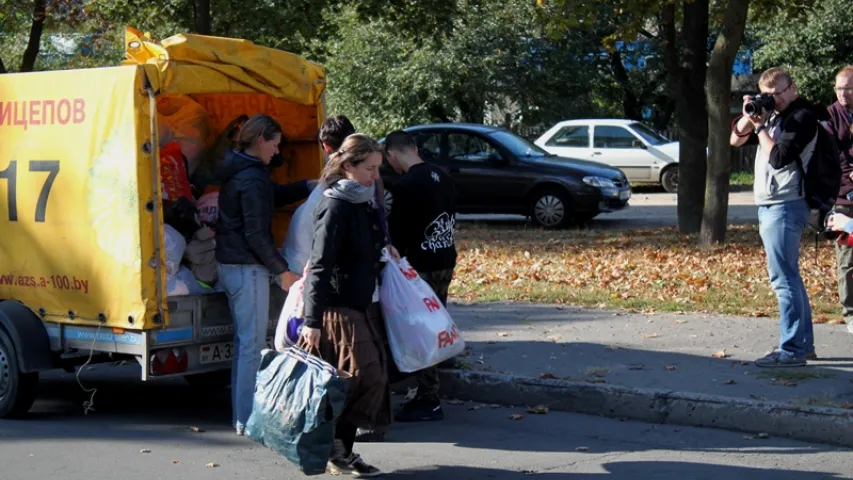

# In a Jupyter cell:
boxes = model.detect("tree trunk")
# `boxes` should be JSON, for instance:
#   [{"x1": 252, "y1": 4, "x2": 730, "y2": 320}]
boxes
[
  {"x1": 0, "y1": 57, "x2": 6, "y2": 74},
  {"x1": 194, "y1": 0, "x2": 211, "y2": 35},
  {"x1": 700, "y1": 0, "x2": 751, "y2": 245},
  {"x1": 609, "y1": 50, "x2": 642, "y2": 120},
  {"x1": 671, "y1": 0, "x2": 709, "y2": 234},
  {"x1": 20, "y1": 0, "x2": 46, "y2": 73}
]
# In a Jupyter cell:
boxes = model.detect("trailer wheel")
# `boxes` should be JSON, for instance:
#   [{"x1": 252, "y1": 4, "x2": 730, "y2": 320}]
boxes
[{"x1": 0, "y1": 328, "x2": 39, "y2": 418}]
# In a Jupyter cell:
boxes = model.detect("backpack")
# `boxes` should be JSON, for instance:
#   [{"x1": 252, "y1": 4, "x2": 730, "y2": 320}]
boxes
[{"x1": 795, "y1": 121, "x2": 841, "y2": 231}]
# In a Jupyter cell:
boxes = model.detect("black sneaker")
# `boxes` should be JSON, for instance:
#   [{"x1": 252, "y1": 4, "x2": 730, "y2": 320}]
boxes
[
  {"x1": 327, "y1": 452, "x2": 382, "y2": 477},
  {"x1": 355, "y1": 426, "x2": 386, "y2": 443},
  {"x1": 394, "y1": 396, "x2": 444, "y2": 422}
]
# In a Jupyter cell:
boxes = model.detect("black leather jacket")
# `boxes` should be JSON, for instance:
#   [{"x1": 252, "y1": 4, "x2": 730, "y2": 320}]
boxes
[
  {"x1": 214, "y1": 149, "x2": 310, "y2": 274},
  {"x1": 303, "y1": 195, "x2": 387, "y2": 328}
]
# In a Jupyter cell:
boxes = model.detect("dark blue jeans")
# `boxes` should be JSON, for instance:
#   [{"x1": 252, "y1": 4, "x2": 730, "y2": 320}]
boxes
[{"x1": 757, "y1": 199, "x2": 814, "y2": 359}]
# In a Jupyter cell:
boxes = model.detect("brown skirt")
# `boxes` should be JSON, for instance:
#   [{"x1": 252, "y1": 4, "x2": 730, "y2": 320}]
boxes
[{"x1": 318, "y1": 303, "x2": 391, "y2": 428}]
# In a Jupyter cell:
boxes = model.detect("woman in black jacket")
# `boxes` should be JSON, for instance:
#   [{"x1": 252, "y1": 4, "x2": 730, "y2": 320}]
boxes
[
  {"x1": 215, "y1": 114, "x2": 311, "y2": 436},
  {"x1": 300, "y1": 133, "x2": 397, "y2": 477}
]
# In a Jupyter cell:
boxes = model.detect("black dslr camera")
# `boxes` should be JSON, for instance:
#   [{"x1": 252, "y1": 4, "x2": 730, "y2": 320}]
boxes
[{"x1": 744, "y1": 94, "x2": 776, "y2": 116}]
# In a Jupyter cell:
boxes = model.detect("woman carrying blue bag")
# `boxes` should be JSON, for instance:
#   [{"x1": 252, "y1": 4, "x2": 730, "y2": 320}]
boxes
[{"x1": 300, "y1": 133, "x2": 398, "y2": 477}]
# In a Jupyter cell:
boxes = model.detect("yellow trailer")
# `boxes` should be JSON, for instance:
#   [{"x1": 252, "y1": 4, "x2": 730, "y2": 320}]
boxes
[{"x1": 0, "y1": 27, "x2": 325, "y2": 417}]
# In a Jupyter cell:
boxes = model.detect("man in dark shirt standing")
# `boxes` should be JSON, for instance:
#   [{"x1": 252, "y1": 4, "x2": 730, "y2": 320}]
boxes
[
  {"x1": 385, "y1": 130, "x2": 458, "y2": 422},
  {"x1": 825, "y1": 65, "x2": 853, "y2": 333}
]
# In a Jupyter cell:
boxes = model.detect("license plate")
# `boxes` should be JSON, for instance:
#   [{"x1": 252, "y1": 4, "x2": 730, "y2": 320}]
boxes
[
  {"x1": 199, "y1": 337, "x2": 274, "y2": 364},
  {"x1": 619, "y1": 189, "x2": 631, "y2": 200}
]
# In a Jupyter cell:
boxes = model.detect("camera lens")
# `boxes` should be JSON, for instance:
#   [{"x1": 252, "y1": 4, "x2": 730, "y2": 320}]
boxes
[{"x1": 744, "y1": 102, "x2": 758, "y2": 116}]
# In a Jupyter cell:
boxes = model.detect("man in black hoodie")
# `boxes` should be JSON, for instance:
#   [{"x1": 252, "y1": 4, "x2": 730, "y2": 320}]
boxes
[{"x1": 384, "y1": 130, "x2": 458, "y2": 422}]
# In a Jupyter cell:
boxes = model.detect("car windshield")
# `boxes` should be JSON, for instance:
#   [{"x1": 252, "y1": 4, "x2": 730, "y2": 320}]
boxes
[
  {"x1": 488, "y1": 130, "x2": 553, "y2": 157},
  {"x1": 629, "y1": 122, "x2": 669, "y2": 146}
]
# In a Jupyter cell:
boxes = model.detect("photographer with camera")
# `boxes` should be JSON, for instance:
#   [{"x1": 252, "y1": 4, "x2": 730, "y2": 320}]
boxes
[
  {"x1": 822, "y1": 66, "x2": 853, "y2": 334},
  {"x1": 730, "y1": 67, "x2": 817, "y2": 367}
]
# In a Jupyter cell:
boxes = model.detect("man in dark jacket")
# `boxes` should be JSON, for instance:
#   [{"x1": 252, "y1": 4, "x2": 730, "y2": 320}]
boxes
[
  {"x1": 384, "y1": 130, "x2": 458, "y2": 422},
  {"x1": 730, "y1": 68, "x2": 817, "y2": 367},
  {"x1": 826, "y1": 65, "x2": 853, "y2": 334}
]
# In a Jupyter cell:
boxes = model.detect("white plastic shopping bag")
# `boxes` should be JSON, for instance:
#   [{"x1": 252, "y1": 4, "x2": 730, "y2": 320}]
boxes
[
  {"x1": 379, "y1": 250, "x2": 464, "y2": 372},
  {"x1": 274, "y1": 274, "x2": 307, "y2": 352}
]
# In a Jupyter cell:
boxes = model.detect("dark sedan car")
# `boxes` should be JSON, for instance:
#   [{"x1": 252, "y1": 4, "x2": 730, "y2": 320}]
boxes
[{"x1": 380, "y1": 123, "x2": 631, "y2": 228}]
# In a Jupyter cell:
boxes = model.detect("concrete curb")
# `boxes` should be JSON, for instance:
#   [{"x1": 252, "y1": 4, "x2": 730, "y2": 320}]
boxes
[{"x1": 437, "y1": 370, "x2": 853, "y2": 447}]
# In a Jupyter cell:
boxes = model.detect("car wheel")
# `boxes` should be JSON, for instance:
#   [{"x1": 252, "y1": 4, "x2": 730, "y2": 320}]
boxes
[
  {"x1": 661, "y1": 165, "x2": 679, "y2": 193},
  {"x1": 383, "y1": 189, "x2": 393, "y2": 215},
  {"x1": 0, "y1": 328, "x2": 39, "y2": 419},
  {"x1": 530, "y1": 189, "x2": 570, "y2": 228}
]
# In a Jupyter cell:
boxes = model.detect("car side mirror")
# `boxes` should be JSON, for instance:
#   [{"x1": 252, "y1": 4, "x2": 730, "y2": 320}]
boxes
[{"x1": 632, "y1": 140, "x2": 647, "y2": 149}]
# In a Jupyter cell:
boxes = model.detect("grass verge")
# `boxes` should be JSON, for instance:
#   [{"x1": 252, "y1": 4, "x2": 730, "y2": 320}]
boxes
[{"x1": 450, "y1": 223, "x2": 843, "y2": 322}]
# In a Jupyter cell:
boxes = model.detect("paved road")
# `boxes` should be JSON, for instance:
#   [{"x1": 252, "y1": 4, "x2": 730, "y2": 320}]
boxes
[
  {"x1": 459, "y1": 191, "x2": 758, "y2": 230},
  {"x1": 0, "y1": 366, "x2": 851, "y2": 479}
]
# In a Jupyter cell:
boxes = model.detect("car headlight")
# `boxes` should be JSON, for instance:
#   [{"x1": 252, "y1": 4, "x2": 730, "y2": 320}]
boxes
[{"x1": 583, "y1": 176, "x2": 616, "y2": 188}]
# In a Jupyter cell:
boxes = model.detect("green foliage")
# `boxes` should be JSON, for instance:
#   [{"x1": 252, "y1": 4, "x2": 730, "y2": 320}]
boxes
[
  {"x1": 753, "y1": 0, "x2": 853, "y2": 106},
  {"x1": 324, "y1": 1, "x2": 609, "y2": 137}
]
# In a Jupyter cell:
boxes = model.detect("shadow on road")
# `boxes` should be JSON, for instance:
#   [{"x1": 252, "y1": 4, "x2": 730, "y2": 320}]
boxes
[{"x1": 391, "y1": 462, "x2": 844, "y2": 479}]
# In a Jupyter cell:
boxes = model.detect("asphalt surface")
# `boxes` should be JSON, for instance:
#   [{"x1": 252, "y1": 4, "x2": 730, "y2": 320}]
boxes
[{"x1": 1, "y1": 361, "x2": 852, "y2": 479}]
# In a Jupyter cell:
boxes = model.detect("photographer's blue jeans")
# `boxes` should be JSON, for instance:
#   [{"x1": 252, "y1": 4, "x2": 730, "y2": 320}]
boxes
[
  {"x1": 219, "y1": 263, "x2": 271, "y2": 432},
  {"x1": 758, "y1": 199, "x2": 814, "y2": 359}
]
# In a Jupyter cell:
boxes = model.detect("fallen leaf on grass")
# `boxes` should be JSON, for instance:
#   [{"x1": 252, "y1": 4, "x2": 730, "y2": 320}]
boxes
[
  {"x1": 575, "y1": 446, "x2": 589, "y2": 452},
  {"x1": 526, "y1": 405, "x2": 549, "y2": 414},
  {"x1": 712, "y1": 350, "x2": 730, "y2": 359},
  {"x1": 206, "y1": 463, "x2": 219, "y2": 468},
  {"x1": 509, "y1": 413, "x2": 524, "y2": 420},
  {"x1": 724, "y1": 380, "x2": 737, "y2": 385},
  {"x1": 140, "y1": 449, "x2": 151, "y2": 454},
  {"x1": 664, "y1": 365, "x2": 677, "y2": 371}
]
